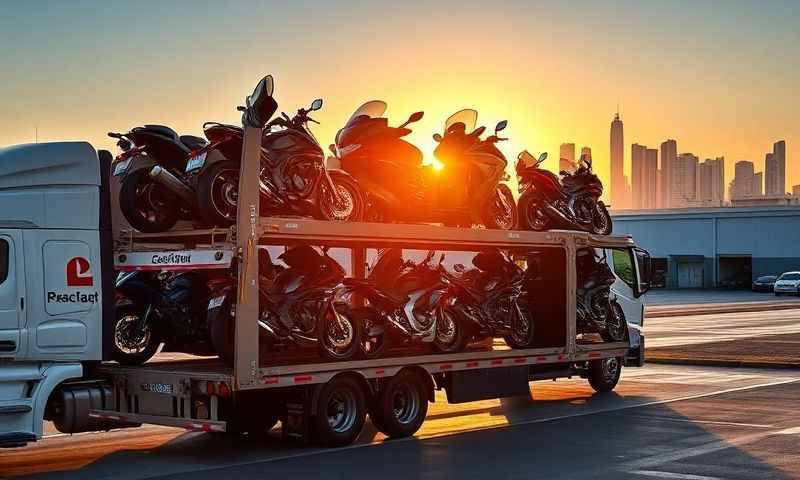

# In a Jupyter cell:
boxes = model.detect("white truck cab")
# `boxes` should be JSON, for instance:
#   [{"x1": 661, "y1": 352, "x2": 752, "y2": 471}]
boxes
[{"x1": 0, "y1": 142, "x2": 115, "y2": 447}]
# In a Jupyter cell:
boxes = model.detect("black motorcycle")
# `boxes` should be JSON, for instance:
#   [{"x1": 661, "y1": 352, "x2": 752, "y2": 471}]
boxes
[
  {"x1": 337, "y1": 249, "x2": 467, "y2": 355},
  {"x1": 109, "y1": 126, "x2": 209, "y2": 232},
  {"x1": 443, "y1": 249, "x2": 535, "y2": 350},
  {"x1": 193, "y1": 95, "x2": 365, "y2": 226},
  {"x1": 207, "y1": 245, "x2": 361, "y2": 364},
  {"x1": 575, "y1": 248, "x2": 626, "y2": 342},
  {"x1": 113, "y1": 270, "x2": 226, "y2": 365},
  {"x1": 516, "y1": 151, "x2": 612, "y2": 235},
  {"x1": 334, "y1": 103, "x2": 516, "y2": 229}
]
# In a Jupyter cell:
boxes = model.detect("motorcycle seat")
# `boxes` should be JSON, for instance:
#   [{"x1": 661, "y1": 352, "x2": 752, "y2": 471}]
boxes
[
  {"x1": 139, "y1": 124, "x2": 180, "y2": 140},
  {"x1": 180, "y1": 135, "x2": 208, "y2": 151}
]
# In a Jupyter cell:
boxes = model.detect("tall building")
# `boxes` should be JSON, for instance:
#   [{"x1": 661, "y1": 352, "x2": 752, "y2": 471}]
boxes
[
  {"x1": 631, "y1": 144, "x2": 658, "y2": 209},
  {"x1": 559, "y1": 143, "x2": 576, "y2": 173},
  {"x1": 672, "y1": 153, "x2": 699, "y2": 207},
  {"x1": 730, "y1": 161, "x2": 762, "y2": 199},
  {"x1": 765, "y1": 140, "x2": 787, "y2": 195},
  {"x1": 610, "y1": 113, "x2": 626, "y2": 209},
  {"x1": 698, "y1": 157, "x2": 725, "y2": 206},
  {"x1": 659, "y1": 140, "x2": 677, "y2": 208},
  {"x1": 580, "y1": 146, "x2": 592, "y2": 163}
]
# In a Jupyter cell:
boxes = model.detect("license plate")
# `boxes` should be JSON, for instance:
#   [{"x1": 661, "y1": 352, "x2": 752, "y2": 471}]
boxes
[
  {"x1": 208, "y1": 295, "x2": 226, "y2": 310},
  {"x1": 140, "y1": 383, "x2": 174, "y2": 395},
  {"x1": 185, "y1": 152, "x2": 207, "y2": 173},
  {"x1": 113, "y1": 158, "x2": 132, "y2": 176}
]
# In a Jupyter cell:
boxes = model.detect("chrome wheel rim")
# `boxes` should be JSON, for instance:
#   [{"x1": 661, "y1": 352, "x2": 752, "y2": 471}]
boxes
[
  {"x1": 211, "y1": 169, "x2": 239, "y2": 220},
  {"x1": 511, "y1": 308, "x2": 532, "y2": 345},
  {"x1": 323, "y1": 183, "x2": 355, "y2": 221},
  {"x1": 325, "y1": 311, "x2": 355, "y2": 352},
  {"x1": 436, "y1": 310, "x2": 457, "y2": 346},
  {"x1": 326, "y1": 389, "x2": 357, "y2": 433},
  {"x1": 492, "y1": 189, "x2": 515, "y2": 230},
  {"x1": 592, "y1": 203, "x2": 609, "y2": 234},
  {"x1": 114, "y1": 314, "x2": 151, "y2": 355},
  {"x1": 606, "y1": 304, "x2": 625, "y2": 341}
]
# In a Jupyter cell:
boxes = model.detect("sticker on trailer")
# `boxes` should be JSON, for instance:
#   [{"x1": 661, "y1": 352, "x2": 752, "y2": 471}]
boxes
[{"x1": 115, "y1": 249, "x2": 234, "y2": 271}]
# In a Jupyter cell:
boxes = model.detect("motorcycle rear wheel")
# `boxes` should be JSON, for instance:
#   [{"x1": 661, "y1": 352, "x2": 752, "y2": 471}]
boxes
[
  {"x1": 119, "y1": 168, "x2": 180, "y2": 233},
  {"x1": 518, "y1": 192, "x2": 551, "y2": 231},
  {"x1": 196, "y1": 160, "x2": 240, "y2": 227},
  {"x1": 482, "y1": 184, "x2": 518, "y2": 230}
]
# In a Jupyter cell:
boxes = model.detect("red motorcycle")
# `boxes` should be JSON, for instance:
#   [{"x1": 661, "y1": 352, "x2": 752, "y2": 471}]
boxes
[{"x1": 515, "y1": 151, "x2": 612, "y2": 234}]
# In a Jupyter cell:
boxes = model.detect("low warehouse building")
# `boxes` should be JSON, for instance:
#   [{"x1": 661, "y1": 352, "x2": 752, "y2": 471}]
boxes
[{"x1": 612, "y1": 206, "x2": 800, "y2": 289}]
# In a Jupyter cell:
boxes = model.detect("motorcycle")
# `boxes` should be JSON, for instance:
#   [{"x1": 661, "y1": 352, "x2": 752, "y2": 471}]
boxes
[
  {"x1": 113, "y1": 270, "x2": 228, "y2": 365},
  {"x1": 109, "y1": 126, "x2": 209, "y2": 232},
  {"x1": 443, "y1": 249, "x2": 536, "y2": 349},
  {"x1": 575, "y1": 248, "x2": 626, "y2": 342},
  {"x1": 206, "y1": 245, "x2": 362, "y2": 365},
  {"x1": 189, "y1": 92, "x2": 364, "y2": 226},
  {"x1": 333, "y1": 102, "x2": 517, "y2": 229},
  {"x1": 516, "y1": 150, "x2": 612, "y2": 235},
  {"x1": 337, "y1": 249, "x2": 467, "y2": 354}
]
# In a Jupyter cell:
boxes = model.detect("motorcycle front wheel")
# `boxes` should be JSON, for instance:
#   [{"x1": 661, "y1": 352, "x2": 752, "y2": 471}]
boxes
[
  {"x1": 112, "y1": 304, "x2": 160, "y2": 365},
  {"x1": 517, "y1": 192, "x2": 551, "y2": 231},
  {"x1": 592, "y1": 202, "x2": 613, "y2": 235},
  {"x1": 196, "y1": 160, "x2": 240, "y2": 227},
  {"x1": 601, "y1": 301, "x2": 627, "y2": 342},
  {"x1": 503, "y1": 303, "x2": 535, "y2": 349},
  {"x1": 319, "y1": 172, "x2": 365, "y2": 222},
  {"x1": 433, "y1": 307, "x2": 468, "y2": 353},
  {"x1": 482, "y1": 184, "x2": 518, "y2": 230},
  {"x1": 320, "y1": 305, "x2": 362, "y2": 361},
  {"x1": 119, "y1": 168, "x2": 180, "y2": 233}
]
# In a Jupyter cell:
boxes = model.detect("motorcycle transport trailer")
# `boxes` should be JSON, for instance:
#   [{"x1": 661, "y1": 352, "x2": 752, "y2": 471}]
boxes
[{"x1": 0, "y1": 76, "x2": 650, "y2": 448}]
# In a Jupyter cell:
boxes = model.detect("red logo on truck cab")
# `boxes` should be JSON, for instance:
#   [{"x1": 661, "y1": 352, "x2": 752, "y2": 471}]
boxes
[{"x1": 66, "y1": 257, "x2": 93, "y2": 287}]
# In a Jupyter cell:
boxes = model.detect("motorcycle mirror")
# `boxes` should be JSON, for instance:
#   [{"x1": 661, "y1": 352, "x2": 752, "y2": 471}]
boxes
[
  {"x1": 538, "y1": 152, "x2": 548, "y2": 163},
  {"x1": 398, "y1": 111, "x2": 424, "y2": 129},
  {"x1": 433, "y1": 133, "x2": 443, "y2": 142},
  {"x1": 310, "y1": 98, "x2": 323, "y2": 111},
  {"x1": 243, "y1": 75, "x2": 279, "y2": 129},
  {"x1": 495, "y1": 120, "x2": 508, "y2": 133}
]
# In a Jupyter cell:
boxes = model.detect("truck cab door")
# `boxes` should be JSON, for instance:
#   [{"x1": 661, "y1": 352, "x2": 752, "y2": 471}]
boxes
[
  {"x1": 606, "y1": 248, "x2": 645, "y2": 328},
  {"x1": 0, "y1": 230, "x2": 25, "y2": 356}
]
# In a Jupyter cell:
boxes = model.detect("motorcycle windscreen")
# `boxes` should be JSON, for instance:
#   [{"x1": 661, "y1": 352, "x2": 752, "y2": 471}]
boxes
[{"x1": 443, "y1": 109, "x2": 478, "y2": 134}]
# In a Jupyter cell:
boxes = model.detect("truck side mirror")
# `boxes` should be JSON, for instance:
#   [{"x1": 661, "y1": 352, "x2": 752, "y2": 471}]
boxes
[{"x1": 634, "y1": 247, "x2": 652, "y2": 295}]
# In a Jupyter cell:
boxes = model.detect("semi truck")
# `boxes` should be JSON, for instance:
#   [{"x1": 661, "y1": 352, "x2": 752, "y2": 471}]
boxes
[{"x1": 0, "y1": 82, "x2": 651, "y2": 449}]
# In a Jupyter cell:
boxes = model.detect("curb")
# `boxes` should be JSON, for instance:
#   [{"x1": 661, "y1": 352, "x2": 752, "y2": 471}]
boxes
[
  {"x1": 646, "y1": 302, "x2": 800, "y2": 318},
  {"x1": 646, "y1": 356, "x2": 800, "y2": 369}
]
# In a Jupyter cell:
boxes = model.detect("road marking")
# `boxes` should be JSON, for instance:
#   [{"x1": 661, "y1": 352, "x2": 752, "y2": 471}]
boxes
[
  {"x1": 629, "y1": 470, "x2": 723, "y2": 480},
  {"x1": 627, "y1": 415, "x2": 774, "y2": 429},
  {"x1": 775, "y1": 426, "x2": 800, "y2": 435},
  {"x1": 127, "y1": 377, "x2": 800, "y2": 479}
]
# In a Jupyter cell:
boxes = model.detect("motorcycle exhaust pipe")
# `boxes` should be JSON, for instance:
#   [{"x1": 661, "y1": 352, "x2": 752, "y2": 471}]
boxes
[
  {"x1": 149, "y1": 166, "x2": 197, "y2": 208},
  {"x1": 542, "y1": 203, "x2": 582, "y2": 230}
]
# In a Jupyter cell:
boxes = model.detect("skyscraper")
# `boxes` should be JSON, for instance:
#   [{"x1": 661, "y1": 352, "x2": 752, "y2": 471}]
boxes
[
  {"x1": 610, "y1": 113, "x2": 626, "y2": 209},
  {"x1": 559, "y1": 143, "x2": 576, "y2": 173},
  {"x1": 672, "y1": 153, "x2": 699, "y2": 207},
  {"x1": 698, "y1": 157, "x2": 725, "y2": 206},
  {"x1": 580, "y1": 146, "x2": 592, "y2": 163},
  {"x1": 765, "y1": 140, "x2": 787, "y2": 195},
  {"x1": 731, "y1": 161, "x2": 760, "y2": 199},
  {"x1": 659, "y1": 140, "x2": 677, "y2": 208},
  {"x1": 643, "y1": 148, "x2": 659, "y2": 209}
]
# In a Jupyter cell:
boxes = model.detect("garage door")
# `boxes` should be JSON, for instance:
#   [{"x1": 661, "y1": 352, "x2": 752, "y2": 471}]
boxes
[{"x1": 677, "y1": 262, "x2": 703, "y2": 288}]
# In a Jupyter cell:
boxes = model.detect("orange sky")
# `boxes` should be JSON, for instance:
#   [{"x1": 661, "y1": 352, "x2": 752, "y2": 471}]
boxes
[{"x1": 1, "y1": 1, "x2": 797, "y2": 197}]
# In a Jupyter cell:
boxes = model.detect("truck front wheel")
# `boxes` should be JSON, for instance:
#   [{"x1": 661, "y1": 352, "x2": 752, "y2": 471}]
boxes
[
  {"x1": 370, "y1": 370, "x2": 429, "y2": 438},
  {"x1": 587, "y1": 357, "x2": 622, "y2": 393},
  {"x1": 312, "y1": 376, "x2": 366, "y2": 447}
]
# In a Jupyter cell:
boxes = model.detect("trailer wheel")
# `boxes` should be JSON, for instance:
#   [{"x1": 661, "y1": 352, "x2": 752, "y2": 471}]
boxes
[
  {"x1": 312, "y1": 376, "x2": 366, "y2": 447},
  {"x1": 587, "y1": 356, "x2": 622, "y2": 393},
  {"x1": 370, "y1": 370, "x2": 429, "y2": 439}
]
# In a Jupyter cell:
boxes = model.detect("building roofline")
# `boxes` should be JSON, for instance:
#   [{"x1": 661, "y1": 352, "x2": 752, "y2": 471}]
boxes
[{"x1": 612, "y1": 205, "x2": 800, "y2": 220}]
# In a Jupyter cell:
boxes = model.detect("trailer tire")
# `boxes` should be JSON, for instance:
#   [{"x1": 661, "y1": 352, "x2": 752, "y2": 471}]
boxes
[
  {"x1": 312, "y1": 376, "x2": 366, "y2": 447},
  {"x1": 370, "y1": 370, "x2": 429, "y2": 439},
  {"x1": 587, "y1": 356, "x2": 622, "y2": 393}
]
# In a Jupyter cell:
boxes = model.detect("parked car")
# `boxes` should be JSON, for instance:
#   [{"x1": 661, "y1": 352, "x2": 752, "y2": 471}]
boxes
[
  {"x1": 752, "y1": 275, "x2": 778, "y2": 292},
  {"x1": 773, "y1": 271, "x2": 800, "y2": 296}
]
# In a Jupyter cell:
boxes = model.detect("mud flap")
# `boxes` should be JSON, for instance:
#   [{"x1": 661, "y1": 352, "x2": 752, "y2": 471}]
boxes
[{"x1": 444, "y1": 366, "x2": 530, "y2": 403}]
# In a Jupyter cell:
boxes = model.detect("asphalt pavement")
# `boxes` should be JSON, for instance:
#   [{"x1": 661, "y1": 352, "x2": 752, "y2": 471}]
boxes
[{"x1": 3, "y1": 364, "x2": 798, "y2": 479}]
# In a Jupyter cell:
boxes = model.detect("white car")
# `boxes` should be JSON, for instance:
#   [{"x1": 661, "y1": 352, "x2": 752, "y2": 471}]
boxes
[{"x1": 773, "y1": 271, "x2": 800, "y2": 296}]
